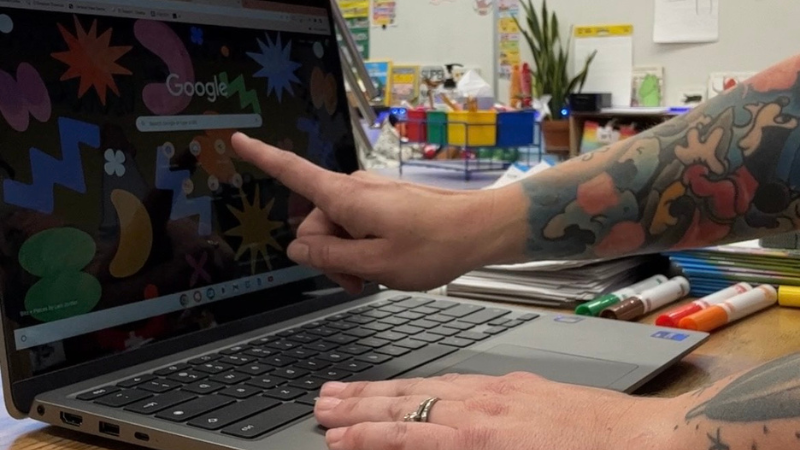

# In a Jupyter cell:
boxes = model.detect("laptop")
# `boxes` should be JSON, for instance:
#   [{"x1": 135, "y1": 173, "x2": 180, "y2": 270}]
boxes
[{"x1": 0, "y1": 0, "x2": 708, "y2": 448}]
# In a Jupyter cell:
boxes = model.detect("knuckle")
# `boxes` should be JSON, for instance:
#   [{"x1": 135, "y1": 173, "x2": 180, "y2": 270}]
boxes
[
  {"x1": 339, "y1": 398, "x2": 360, "y2": 416},
  {"x1": 464, "y1": 398, "x2": 510, "y2": 417},
  {"x1": 437, "y1": 373, "x2": 462, "y2": 383},
  {"x1": 343, "y1": 381, "x2": 369, "y2": 397},
  {"x1": 402, "y1": 377, "x2": 427, "y2": 395},
  {"x1": 483, "y1": 379, "x2": 519, "y2": 395},
  {"x1": 457, "y1": 426, "x2": 496, "y2": 450},
  {"x1": 386, "y1": 423, "x2": 410, "y2": 450},
  {"x1": 308, "y1": 244, "x2": 333, "y2": 269},
  {"x1": 389, "y1": 396, "x2": 416, "y2": 420},
  {"x1": 506, "y1": 371, "x2": 541, "y2": 382}
]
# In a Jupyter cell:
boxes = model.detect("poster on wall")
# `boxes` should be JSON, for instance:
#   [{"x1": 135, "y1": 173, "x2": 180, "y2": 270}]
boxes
[
  {"x1": 391, "y1": 65, "x2": 421, "y2": 105},
  {"x1": 337, "y1": 1, "x2": 370, "y2": 59},
  {"x1": 474, "y1": 0, "x2": 494, "y2": 15},
  {"x1": 338, "y1": 0, "x2": 369, "y2": 18},
  {"x1": 707, "y1": 72, "x2": 757, "y2": 99},
  {"x1": 632, "y1": 66, "x2": 664, "y2": 107},
  {"x1": 372, "y1": 0, "x2": 397, "y2": 28},
  {"x1": 365, "y1": 60, "x2": 393, "y2": 106},
  {"x1": 497, "y1": 0, "x2": 520, "y2": 79}
]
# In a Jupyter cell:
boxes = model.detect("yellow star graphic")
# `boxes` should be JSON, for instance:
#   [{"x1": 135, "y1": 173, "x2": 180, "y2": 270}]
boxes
[{"x1": 225, "y1": 188, "x2": 284, "y2": 273}]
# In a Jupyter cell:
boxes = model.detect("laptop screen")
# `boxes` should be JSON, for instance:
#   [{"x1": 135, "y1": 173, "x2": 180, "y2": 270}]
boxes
[{"x1": 0, "y1": 0, "x2": 357, "y2": 379}]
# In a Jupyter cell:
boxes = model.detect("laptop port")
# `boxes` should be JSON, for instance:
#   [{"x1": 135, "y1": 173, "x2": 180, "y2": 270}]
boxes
[
  {"x1": 60, "y1": 412, "x2": 83, "y2": 427},
  {"x1": 99, "y1": 421, "x2": 120, "y2": 436},
  {"x1": 134, "y1": 432, "x2": 150, "y2": 442}
]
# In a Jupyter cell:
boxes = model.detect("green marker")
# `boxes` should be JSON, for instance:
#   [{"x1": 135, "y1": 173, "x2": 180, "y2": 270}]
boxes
[{"x1": 575, "y1": 275, "x2": 669, "y2": 316}]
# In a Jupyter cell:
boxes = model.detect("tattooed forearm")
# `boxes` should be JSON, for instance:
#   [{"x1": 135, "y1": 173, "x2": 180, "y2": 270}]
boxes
[{"x1": 523, "y1": 54, "x2": 800, "y2": 260}]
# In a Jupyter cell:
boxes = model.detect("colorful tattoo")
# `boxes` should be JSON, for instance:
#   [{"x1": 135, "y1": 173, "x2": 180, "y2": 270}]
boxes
[{"x1": 523, "y1": 55, "x2": 800, "y2": 259}]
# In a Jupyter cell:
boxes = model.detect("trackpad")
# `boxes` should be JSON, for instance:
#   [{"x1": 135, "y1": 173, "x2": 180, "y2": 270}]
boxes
[{"x1": 432, "y1": 345, "x2": 638, "y2": 388}]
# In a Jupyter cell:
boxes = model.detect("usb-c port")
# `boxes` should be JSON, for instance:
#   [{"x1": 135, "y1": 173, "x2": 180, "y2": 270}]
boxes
[
  {"x1": 134, "y1": 432, "x2": 150, "y2": 441},
  {"x1": 99, "y1": 421, "x2": 120, "y2": 436},
  {"x1": 60, "y1": 412, "x2": 83, "y2": 427}
]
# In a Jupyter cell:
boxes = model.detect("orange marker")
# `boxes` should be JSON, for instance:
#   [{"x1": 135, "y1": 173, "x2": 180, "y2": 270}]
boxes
[
  {"x1": 655, "y1": 283, "x2": 753, "y2": 328},
  {"x1": 678, "y1": 285, "x2": 778, "y2": 332}
]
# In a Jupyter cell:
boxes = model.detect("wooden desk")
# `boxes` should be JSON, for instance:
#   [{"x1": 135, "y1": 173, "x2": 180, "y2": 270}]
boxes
[{"x1": 1, "y1": 302, "x2": 799, "y2": 450}]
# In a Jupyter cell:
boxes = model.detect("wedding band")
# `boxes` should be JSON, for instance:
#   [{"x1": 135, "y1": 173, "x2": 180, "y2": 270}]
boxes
[{"x1": 403, "y1": 397, "x2": 440, "y2": 423}]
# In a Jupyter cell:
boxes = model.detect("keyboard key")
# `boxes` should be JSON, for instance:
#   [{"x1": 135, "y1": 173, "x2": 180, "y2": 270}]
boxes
[
  {"x1": 261, "y1": 355, "x2": 297, "y2": 368},
  {"x1": 156, "y1": 396, "x2": 234, "y2": 422},
  {"x1": 410, "y1": 333, "x2": 444, "y2": 343},
  {"x1": 459, "y1": 308, "x2": 511, "y2": 325},
  {"x1": 248, "y1": 336, "x2": 280, "y2": 346},
  {"x1": 395, "y1": 297, "x2": 435, "y2": 309},
  {"x1": 277, "y1": 328, "x2": 301, "y2": 337},
  {"x1": 372, "y1": 331, "x2": 406, "y2": 342},
  {"x1": 503, "y1": 320, "x2": 525, "y2": 328},
  {"x1": 316, "y1": 352, "x2": 350, "y2": 363},
  {"x1": 377, "y1": 305, "x2": 405, "y2": 314},
  {"x1": 302, "y1": 320, "x2": 328, "y2": 329},
  {"x1": 265, "y1": 341, "x2": 299, "y2": 351},
  {"x1": 369, "y1": 300, "x2": 394, "y2": 309},
  {"x1": 362, "y1": 322, "x2": 393, "y2": 332},
  {"x1": 387, "y1": 295, "x2": 412, "y2": 303},
  {"x1": 427, "y1": 300, "x2": 459, "y2": 310},
  {"x1": 343, "y1": 316, "x2": 374, "y2": 325},
  {"x1": 235, "y1": 364, "x2": 272, "y2": 376},
  {"x1": 304, "y1": 341, "x2": 339, "y2": 352},
  {"x1": 219, "y1": 385, "x2": 262, "y2": 399},
  {"x1": 209, "y1": 371, "x2": 252, "y2": 385},
  {"x1": 343, "y1": 328, "x2": 375, "y2": 338},
  {"x1": 439, "y1": 337, "x2": 475, "y2": 348},
  {"x1": 183, "y1": 380, "x2": 225, "y2": 395},
  {"x1": 315, "y1": 369, "x2": 352, "y2": 381},
  {"x1": 456, "y1": 332, "x2": 490, "y2": 341},
  {"x1": 393, "y1": 325, "x2": 425, "y2": 335},
  {"x1": 442, "y1": 321, "x2": 475, "y2": 331},
  {"x1": 394, "y1": 339, "x2": 427, "y2": 350},
  {"x1": 154, "y1": 363, "x2": 191, "y2": 376},
  {"x1": 355, "y1": 353, "x2": 392, "y2": 364},
  {"x1": 339, "y1": 345, "x2": 371, "y2": 355},
  {"x1": 326, "y1": 321, "x2": 357, "y2": 331},
  {"x1": 189, "y1": 397, "x2": 281, "y2": 430},
  {"x1": 484, "y1": 327, "x2": 508, "y2": 335},
  {"x1": 220, "y1": 345, "x2": 251, "y2": 355},
  {"x1": 361, "y1": 310, "x2": 391, "y2": 319},
  {"x1": 518, "y1": 313, "x2": 540, "y2": 322},
  {"x1": 271, "y1": 367, "x2": 309, "y2": 380},
  {"x1": 246, "y1": 376, "x2": 288, "y2": 390},
  {"x1": 95, "y1": 389, "x2": 152, "y2": 407},
  {"x1": 326, "y1": 313, "x2": 351, "y2": 322},
  {"x1": 412, "y1": 306, "x2": 439, "y2": 315},
  {"x1": 305, "y1": 327, "x2": 339, "y2": 337},
  {"x1": 333, "y1": 361, "x2": 372, "y2": 373},
  {"x1": 221, "y1": 403, "x2": 313, "y2": 439},
  {"x1": 188, "y1": 354, "x2": 222, "y2": 365},
  {"x1": 118, "y1": 374, "x2": 156, "y2": 388},
  {"x1": 77, "y1": 386, "x2": 119, "y2": 401},
  {"x1": 378, "y1": 316, "x2": 410, "y2": 326},
  {"x1": 408, "y1": 319, "x2": 439, "y2": 330},
  {"x1": 168, "y1": 370, "x2": 207, "y2": 383},
  {"x1": 488, "y1": 318, "x2": 510, "y2": 326},
  {"x1": 375, "y1": 346, "x2": 410, "y2": 357},
  {"x1": 264, "y1": 386, "x2": 306, "y2": 401},
  {"x1": 284, "y1": 348, "x2": 318, "y2": 359},
  {"x1": 324, "y1": 334, "x2": 358, "y2": 345},
  {"x1": 295, "y1": 393, "x2": 320, "y2": 406},
  {"x1": 287, "y1": 333, "x2": 318, "y2": 344},
  {"x1": 428, "y1": 326, "x2": 459, "y2": 337},
  {"x1": 219, "y1": 355, "x2": 255, "y2": 366},
  {"x1": 426, "y1": 314, "x2": 454, "y2": 324},
  {"x1": 440, "y1": 304, "x2": 485, "y2": 319},
  {"x1": 396, "y1": 311, "x2": 425, "y2": 321},
  {"x1": 139, "y1": 380, "x2": 181, "y2": 393},
  {"x1": 243, "y1": 347, "x2": 273, "y2": 358},
  {"x1": 357, "y1": 338, "x2": 390, "y2": 349},
  {"x1": 295, "y1": 359, "x2": 331, "y2": 371},
  {"x1": 348, "y1": 306, "x2": 373, "y2": 315},
  {"x1": 125, "y1": 391, "x2": 196, "y2": 415},
  {"x1": 288, "y1": 377, "x2": 325, "y2": 390},
  {"x1": 195, "y1": 363, "x2": 234, "y2": 374}
]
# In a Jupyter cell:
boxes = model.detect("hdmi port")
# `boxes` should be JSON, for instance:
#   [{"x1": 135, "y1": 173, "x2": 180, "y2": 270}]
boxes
[{"x1": 60, "y1": 412, "x2": 83, "y2": 427}]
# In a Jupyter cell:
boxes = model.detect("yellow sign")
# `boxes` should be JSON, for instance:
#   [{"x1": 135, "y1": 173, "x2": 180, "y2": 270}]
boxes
[
  {"x1": 574, "y1": 24, "x2": 634, "y2": 38},
  {"x1": 338, "y1": 1, "x2": 369, "y2": 19}
]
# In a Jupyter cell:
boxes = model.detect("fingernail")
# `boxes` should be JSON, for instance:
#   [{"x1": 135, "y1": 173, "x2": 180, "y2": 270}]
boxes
[
  {"x1": 316, "y1": 397, "x2": 341, "y2": 411},
  {"x1": 287, "y1": 242, "x2": 310, "y2": 264},
  {"x1": 326, "y1": 428, "x2": 347, "y2": 446},
  {"x1": 321, "y1": 382, "x2": 347, "y2": 397}
]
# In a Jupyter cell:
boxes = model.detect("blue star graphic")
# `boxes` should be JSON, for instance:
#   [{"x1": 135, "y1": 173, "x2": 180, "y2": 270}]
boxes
[{"x1": 247, "y1": 33, "x2": 301, "y2": 102}]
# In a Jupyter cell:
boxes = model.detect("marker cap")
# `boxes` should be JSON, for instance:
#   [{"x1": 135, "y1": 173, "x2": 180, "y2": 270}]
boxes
[
  {"x1": 599, "y1": 297, "x2": 645, "y2": 321},
  {"x1": 778, "y1": 285, "x2": 800, "y2": 308},
  {"x1": 575, "y1": 295, "x2": 620, "y2": 316},
  {"x1": 655, "y1": 303, "x2": 702, "y2": 328},
  {"x1": 679, "y1": 307, "x2": 728, "y2": 332}
]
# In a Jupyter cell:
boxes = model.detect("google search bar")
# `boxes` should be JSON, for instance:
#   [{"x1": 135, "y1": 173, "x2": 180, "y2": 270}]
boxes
[{"x1": 136, "y1": 114, "x2": 263, "y2": 132}]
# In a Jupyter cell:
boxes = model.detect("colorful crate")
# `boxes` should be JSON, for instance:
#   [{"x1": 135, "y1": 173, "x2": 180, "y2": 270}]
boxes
[
  {"x1": 447, "y1": 111, "x2": 497, "y2": 147},
  {"x1": 496, "y1": 111, "x2": 537, "y2": 147},
  {"x1": 405, "y1": 109, "x2": 427, "y2": 143},
  {"x1": 426, "y1": 111, "x2": 448, "y2": 145}
]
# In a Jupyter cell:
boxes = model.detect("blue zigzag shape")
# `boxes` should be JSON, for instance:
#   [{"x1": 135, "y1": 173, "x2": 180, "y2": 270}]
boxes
[
  {"x1": 155, "y1": 145, "x2": 213, "y2": 236},
  {"x1": 3, "y1": 118, "x2": 99, "y2": 214}
]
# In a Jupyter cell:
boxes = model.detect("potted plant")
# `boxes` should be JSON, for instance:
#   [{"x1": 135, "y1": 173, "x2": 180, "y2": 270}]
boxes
[{"x1": 515, "y1": 0, "x2": 595, "y2": 152}]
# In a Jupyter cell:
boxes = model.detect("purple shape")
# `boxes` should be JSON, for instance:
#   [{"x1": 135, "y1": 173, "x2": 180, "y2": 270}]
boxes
[{"x1": 0, "y1": 63, "x2": 52, "y2": 132}]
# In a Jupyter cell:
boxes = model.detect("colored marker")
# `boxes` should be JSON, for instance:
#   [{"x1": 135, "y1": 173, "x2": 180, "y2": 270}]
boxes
[
  {"x1": 777, "y1": 285, "x2": 800, "y2": 308},
  {"x1": 575, "y1": 275, "x2": 668, "y2": 316},
  {"x1": 678, "y1": 285, "x2": 778, "y2": 332},
  {"x1": 600, "y1": 276, "x2": 690, "y2": 322},
  {"x1": 655, "y1": 283, "x2": 753, "y2": 328}
]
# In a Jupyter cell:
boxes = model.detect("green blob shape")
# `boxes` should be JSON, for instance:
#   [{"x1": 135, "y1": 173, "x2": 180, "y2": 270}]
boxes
[
  {"x1": 24, "y1": 272, "x2": 102, "y2": 322},
  {"x1": 639, "y1": 74, "x2": 662, "y2": 107},
  {"x1": 19, "y1": 228, "x2": 96, "y2": 277}
]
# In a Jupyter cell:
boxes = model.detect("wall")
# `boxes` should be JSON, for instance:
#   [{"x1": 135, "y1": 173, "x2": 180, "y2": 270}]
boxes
[{"x1": 369, "y1": 0, "x2": 800, "y2": 106}]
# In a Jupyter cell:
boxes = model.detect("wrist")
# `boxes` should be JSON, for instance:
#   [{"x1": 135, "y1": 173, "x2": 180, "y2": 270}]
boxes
[{"x1": 608, "y1": 396, "x2": 692, "y2": 450}]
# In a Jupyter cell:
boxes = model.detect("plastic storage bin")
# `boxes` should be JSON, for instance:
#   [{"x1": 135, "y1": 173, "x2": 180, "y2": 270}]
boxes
[
  {"x1": 405, "y1": 109, "x2": 427, "y2": 143},
  {"x1": 496, "y1": 111, "x2": 536, "y2": 147},
  {"x1": 426, "y1": 111, "x2": 448, "y2": 145},
  {"x1": 447, "y1": 111, "x2": 497, "y2": 147}
]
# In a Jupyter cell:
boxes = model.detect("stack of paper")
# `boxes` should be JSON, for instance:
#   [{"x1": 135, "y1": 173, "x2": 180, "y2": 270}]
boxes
[
  {"x1": 668, "y1": 240, "x2": 800, "y2": 296},
  {"x1": 447, "y1": 257, "x2": 654, "y2": 307}
]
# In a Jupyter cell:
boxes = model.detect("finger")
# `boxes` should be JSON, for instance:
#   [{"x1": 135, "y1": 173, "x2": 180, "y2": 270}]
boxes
[
  {"x1": 287, "y1": 235, "x2": 388, "y2": 279},
  {"x1": 326, "y1": 422, "x2": 460, "y2": 450},
  {"x1": 327, "y1": 273, "x2": 365, "y2": 295},
  {"x1": 320, "y1": 375, "x2": 485, "y2": 400},
  {"x1": 231, "y1": 132, "x2": 349, "y2": 209},
  {"x1": 297, "y1": 208, "x2": 345, "y2": 238},
  {"x1": 315, "y1": 396, "x2": 462, "y2": 429}
]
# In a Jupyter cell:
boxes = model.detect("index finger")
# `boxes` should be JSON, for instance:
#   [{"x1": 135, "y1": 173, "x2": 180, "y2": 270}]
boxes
[{"x1": 231, "y1": 132, "x2": 347, "y2": 208}]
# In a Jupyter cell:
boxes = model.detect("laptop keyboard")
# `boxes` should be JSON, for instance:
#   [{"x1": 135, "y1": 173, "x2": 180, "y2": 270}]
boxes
[{"x1": 76, "y1": 296, "x2": 539, "y2": 440}]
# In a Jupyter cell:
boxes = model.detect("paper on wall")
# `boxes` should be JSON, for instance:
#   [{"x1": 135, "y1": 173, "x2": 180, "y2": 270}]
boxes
[
  {"x1": 573, "y1": 25, "x2": 634, "y2": 108},
  {"x1": 653, "y1": 0, "x2": 719, "y2": 44}
]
